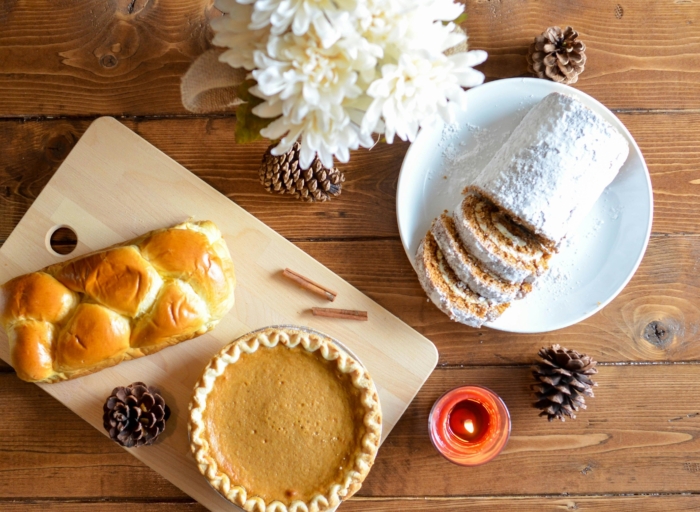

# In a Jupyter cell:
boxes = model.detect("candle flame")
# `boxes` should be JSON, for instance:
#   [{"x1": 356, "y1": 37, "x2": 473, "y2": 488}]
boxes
[{"x1": 464, "y1": 419, "x2": 475, "y2": 434}]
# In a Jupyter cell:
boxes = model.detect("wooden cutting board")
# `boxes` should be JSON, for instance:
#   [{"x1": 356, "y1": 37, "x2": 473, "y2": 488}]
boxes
[{"x1": 0, "y1": 117, "x2": 438, "y2": 511}]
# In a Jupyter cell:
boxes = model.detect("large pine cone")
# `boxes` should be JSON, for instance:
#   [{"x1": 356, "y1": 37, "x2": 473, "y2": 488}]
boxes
[
  {"x1": 532, "y1": 345, "x2": 598, "y2": 422},
  {"x1": 259, "y1": 141, "x2": 345, "y2": 202},
  {"x1": 527, "y1": 26, "x2": 586, "y2": 85},
  {"x1": 103, "y1": 382, "x2": 171, "y2": 447}
]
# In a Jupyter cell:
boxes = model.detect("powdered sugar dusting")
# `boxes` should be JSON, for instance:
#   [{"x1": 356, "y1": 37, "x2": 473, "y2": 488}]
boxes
[
  {"x1": 444, "y1": 124, "x2": 509, "y2": 187},
  {"x1": 430, "y1": 100, "x2": 533, "y2": 195},
  {"x1": 535, "y1": 188, "x2": 625, "y2": 308},
  {"x1": 471, "y1": 92, "x2": 630, "y2": 244}
]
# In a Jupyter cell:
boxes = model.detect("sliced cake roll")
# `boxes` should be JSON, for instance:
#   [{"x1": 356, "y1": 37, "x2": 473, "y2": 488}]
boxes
[
  {"x1": 431, "y1": 212, "x2": 532, "y2": 304},
  {"x1": 454, "y1": 191, "x2": 552, "y2": 283},
  {"x1": 415, "y1": 232, "x2": 508, "y2": 328}
]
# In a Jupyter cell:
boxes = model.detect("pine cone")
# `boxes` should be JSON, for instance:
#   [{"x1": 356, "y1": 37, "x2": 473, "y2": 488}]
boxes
[
  {"x1": 103, "y1": 382, "x2": 171, "y2": 448},
  {"x1": 532, "y1": 345, "x2": 598, "y2": 422},
  {"x1": 527, "y1": 26, "x2": 586, "y2": 85},
  {"x1": 259, "y1": 141, "x2": 345, "y2": 202}
]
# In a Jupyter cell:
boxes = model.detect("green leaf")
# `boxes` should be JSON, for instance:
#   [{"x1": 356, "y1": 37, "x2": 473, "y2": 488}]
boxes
[
  {"x1": 446, "y1": 12, "x2": 468, "y2": 26},
  {"x1": 235, "y1": 103, "x2": 270, "y2": 144},
  {"x1": 235, "y1": 79, "x2": 276, "y2": 144}
]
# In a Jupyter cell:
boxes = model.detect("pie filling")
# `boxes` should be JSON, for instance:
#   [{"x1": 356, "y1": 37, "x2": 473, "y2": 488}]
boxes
[{"x1": 202, "y1": 344, "x2": 366, "y2": 505}]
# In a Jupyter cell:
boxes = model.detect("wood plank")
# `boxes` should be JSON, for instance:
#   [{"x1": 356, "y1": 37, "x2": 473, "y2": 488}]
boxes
[
  {"x1": 2, "y1": 209, "x2": 700, "y2": 368},
  {"x1": 0, "y1": 377, "x2": 187, "y2": 499},
  {"x1": 0, "y1": 0, "x2": 218, "y2": 117},
  {"x1": 369, "y1": 365, "x2": 700, "y2": 496},
  {"x1": 342, "y1": 496, "x2": 700, "y2": 511},
  {"x1": 0, "y1": 505, "x2": 206, "y2": 512},
  {"x1": 4, "y1": 495, "x2": 700, "y2": 511},
  {"x1": 630, "y1": 112, "x2": 700, "y2": 234},
  {"x1": 468, "y1": 0, "x2": 700, "y2": 110},
  {"x1": 2, "y1": 1, "x2": 700, "y2": 115},
  {"x1": 1, "y1": 113, "x2": 699, "y2": 242},
  {"x1": 6, "y1": 365, "x2": 700, "y2": 497}
]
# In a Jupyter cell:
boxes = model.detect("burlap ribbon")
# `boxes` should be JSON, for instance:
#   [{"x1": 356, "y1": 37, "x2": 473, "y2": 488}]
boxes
[{"x1": 180, "y1": 48, "x2": 247, "y2": 113}]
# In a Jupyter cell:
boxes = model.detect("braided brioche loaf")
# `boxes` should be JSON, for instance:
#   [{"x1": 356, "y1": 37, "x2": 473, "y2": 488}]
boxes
[{"x1": 0, "y1": 220, "x2": 236, "y2": 383}]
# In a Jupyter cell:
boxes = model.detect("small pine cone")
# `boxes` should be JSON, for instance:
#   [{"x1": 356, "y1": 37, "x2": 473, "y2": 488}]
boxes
[
  {"x1": 259, "y1": 141, "x2": 345, "y2": 202},
  {"x1": 532, "y1": 345, "x2": 598, "y2": 422},
  {"x1": 527, "y1": 26, "x2": 586, "y2": 85},
  {"x1": 103, "y1": 382, "x2": 171, "y2": 448}
]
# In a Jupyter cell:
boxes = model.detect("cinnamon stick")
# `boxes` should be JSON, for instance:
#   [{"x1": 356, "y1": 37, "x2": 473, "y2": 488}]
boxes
[
  {"x1": 282, "y1": 268, "x2": 337, "y2": 301},
  {"x1": 311, "y1": 307, "x2": 368, "y2": 321}
]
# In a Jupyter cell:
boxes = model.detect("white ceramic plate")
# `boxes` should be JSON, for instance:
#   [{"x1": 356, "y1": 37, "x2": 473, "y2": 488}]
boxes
[{"x1": 396, "y1": 78, "x2": 653, "y2": 333}]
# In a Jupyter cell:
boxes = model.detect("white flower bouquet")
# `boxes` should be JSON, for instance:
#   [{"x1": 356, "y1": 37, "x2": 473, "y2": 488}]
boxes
[{"x1": 210, "y1": 0, "x2": 487, "y2": 168}]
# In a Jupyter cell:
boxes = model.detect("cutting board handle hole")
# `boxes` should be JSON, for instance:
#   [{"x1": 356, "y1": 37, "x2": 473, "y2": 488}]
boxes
[{"x1": 46, "y1": 225, "x2": 78, "y2": 256}]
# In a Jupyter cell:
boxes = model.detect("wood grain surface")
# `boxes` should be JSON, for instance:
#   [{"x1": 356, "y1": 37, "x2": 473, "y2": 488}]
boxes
[
  {"x1": 6, "y1": 497, "x2": 700, "y2": 512},
  {"x1": 5, "y1": 496, "x2": 700, "y2": 512},
  {"x1": 5, "y1": 365, "x2": 700, "y2": 499},
  {"x1": 2, "y1": 0, "x2": 700, "y2": 510},
  {"x1": 0, "y1": 0, "x2": 218, "y2": 117},
  {"x1": 1, "y1": 1, "x2": 700, "y2": 115}
]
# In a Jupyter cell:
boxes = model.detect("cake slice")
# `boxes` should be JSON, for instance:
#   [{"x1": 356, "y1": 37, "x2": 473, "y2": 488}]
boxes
[
  {"x1": 431, "y1": 212, "x2": 532, "y2": 303},
  {"x1": 415, "y1": 231, "x2": 508, "y2": 328},
  {"x1": 454, "y1": 191, "x2": 552, "y2": 283}
]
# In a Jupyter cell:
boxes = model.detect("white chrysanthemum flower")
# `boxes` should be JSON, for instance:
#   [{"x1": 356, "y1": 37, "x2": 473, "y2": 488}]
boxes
[
  {"x1": 251, "y1": 30, "x2": 377, "y2": 167},
  {"x1": 212, "y1": 0, "x2": 269, "y2": 70},
  {"x1": 362, "y1": 49, "x2": 488, "y2": 143},
  {"x1": 208, "y1": 0, "x2": 488, "y2": 167},
  {"x1": 238, "y1": 0, "x2": 357, "y2": 48},
  {"x1": 356, "y1": 0, "x2": 464, "y2": 58}
]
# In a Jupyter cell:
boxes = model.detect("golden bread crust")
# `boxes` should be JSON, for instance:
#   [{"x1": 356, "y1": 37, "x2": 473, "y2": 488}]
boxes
[
  {"x1": 188, "y1": 326, "x2": 382, "y2": 512},
  {"x1": 50, "y1": 247, "x2": 162, "y2": 317},
  {"x1": 0, "y1": 220, "x2": 236, "y2": 383},
  {"x1": 139, "y1": 223, "x2": 235, "y2": 320},
  {"x1": 55, "y1": 303, "x2": 131, "y2": 371},
  {"x1": 130, "y1": 281, "x2": 207, "y2": 348},
  {"x1": 9, "y1": 321, "x2": 55, "y2": 382},
  {"x1": 0, "y1": 272, "x2": 78, "y2": 325}
]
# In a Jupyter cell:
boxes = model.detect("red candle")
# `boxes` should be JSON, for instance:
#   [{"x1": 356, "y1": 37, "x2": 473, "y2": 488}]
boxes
[
  {"x1": 448, "y1": 399, "x2": 490, "y2": 442},
  {"x1": 429, "y1": 386, "x2": 510, "y2": 466}
]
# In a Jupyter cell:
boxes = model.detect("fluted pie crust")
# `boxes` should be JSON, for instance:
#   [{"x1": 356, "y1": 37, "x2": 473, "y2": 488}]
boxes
[{"x1": 188, "y1": 326, "x2": 382, "y2": 512}]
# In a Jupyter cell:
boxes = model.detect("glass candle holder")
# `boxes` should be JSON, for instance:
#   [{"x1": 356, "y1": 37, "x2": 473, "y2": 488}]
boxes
[{"x1": 429, "y1": 385, "x2": 511, "y2": 466}]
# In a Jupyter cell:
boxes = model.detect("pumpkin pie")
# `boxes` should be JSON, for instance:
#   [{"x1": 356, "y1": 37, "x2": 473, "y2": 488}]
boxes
[{"x1": 188, "y1": 326, "x2": 382, "y2": 512}]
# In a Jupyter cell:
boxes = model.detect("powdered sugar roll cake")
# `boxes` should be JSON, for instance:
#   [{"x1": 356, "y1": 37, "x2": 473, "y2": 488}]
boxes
[{"x1": 470, "y1": 92, "x2": 629, "y2": 246}]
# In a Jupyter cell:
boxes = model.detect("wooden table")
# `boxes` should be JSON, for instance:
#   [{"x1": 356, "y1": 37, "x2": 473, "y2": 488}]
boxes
[{"x1": 2, "y1": 1, "x2": 700, "y2": 510}]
